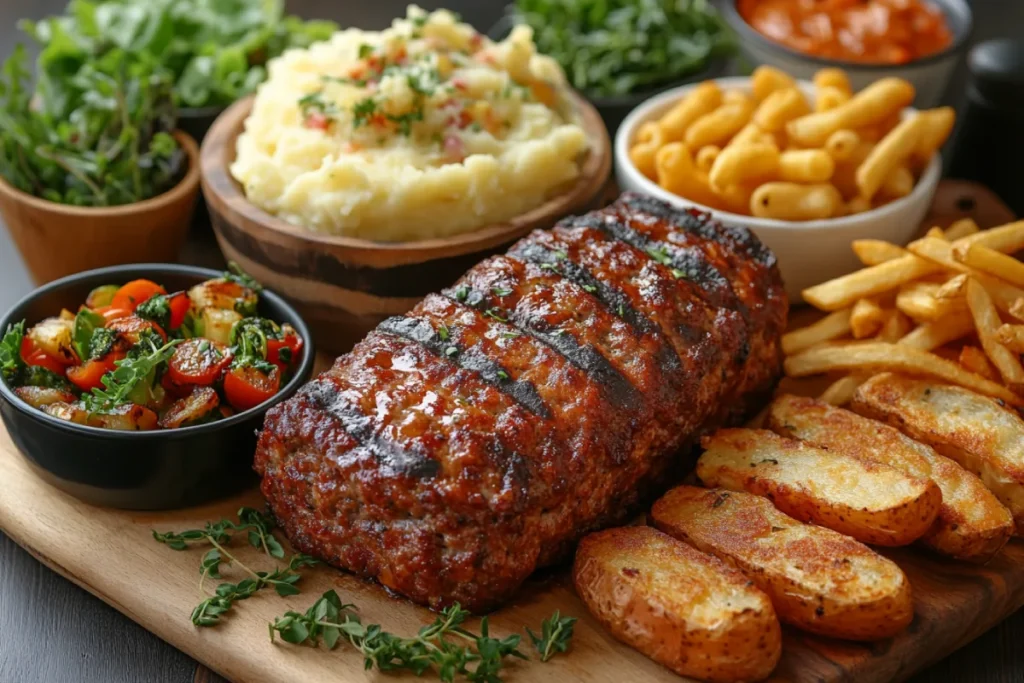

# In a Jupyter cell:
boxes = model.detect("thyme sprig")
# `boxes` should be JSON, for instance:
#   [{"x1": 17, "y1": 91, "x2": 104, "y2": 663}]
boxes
[{"x1": 526, "y1": 610, "x2": 576, "y2": 662}]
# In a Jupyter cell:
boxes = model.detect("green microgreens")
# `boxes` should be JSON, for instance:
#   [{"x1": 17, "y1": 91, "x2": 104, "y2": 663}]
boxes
[
  {"x1": 81, "y1": 334, "x2": 181, "y2": 413},
  {"x1": 224, "y1": 262, "x2": 264, "y2": 293}
]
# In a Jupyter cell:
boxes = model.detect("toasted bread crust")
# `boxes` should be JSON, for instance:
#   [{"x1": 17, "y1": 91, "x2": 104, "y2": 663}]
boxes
[
  {"x1": 697, "y1": 428, "x2": 942, "y2": 546},
  {"x1": 769, "y1": 393, "x2": 1013, "y2": 561},
  {"x1": 652, "y1": 486, "x2": 913, "y2": 640},
  {"x1": 573, "y1": 526, "x2": 781, "y2": 682}
]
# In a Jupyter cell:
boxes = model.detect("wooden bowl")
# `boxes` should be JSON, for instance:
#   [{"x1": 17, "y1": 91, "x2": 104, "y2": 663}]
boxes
[
  {"x1": 200, "y1": 94, "x2": 611, "y2": 352},
  {"x1": 0, "y1": 131, "x2": 201, "y2": 285}
]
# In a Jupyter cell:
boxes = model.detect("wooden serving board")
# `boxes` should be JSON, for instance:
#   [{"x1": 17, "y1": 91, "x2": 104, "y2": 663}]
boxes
[{"x1": 1, "y1": 181, "x2": 1021, "y2": 683}]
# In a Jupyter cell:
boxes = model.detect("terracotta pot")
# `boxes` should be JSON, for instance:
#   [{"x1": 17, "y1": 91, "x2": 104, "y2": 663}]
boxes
[
  {"x1": 0, "y1": 130, "x2": 201, "y2": 285},
  {"x1": 200, "y1": 94, "x2": 612, "y2": 352}
]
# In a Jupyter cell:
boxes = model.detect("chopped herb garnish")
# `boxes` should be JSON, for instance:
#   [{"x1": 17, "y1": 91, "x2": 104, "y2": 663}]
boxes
[
  {"x1": 492, "y1": 287, "x2": 512, "y2": 297},
  {"x1": 358, "y1": 43, "x2": 374, "y2": 59},
  {"x1": 484, "y1": 308, "x2": 508, "y2": 323},
  {"x1": 351, "y1": 97, "x2": 379, "y2": 128},
  {"x1": 438, "y1": 324, "x2": 450, "y2": 341},
  {"x1": 445, "y1": 346, "x2": 458, "y2": 357},
  {"x1": 455, "y1": 285, "x2": 470, "y2": 302},
  {"x1": 501, "y1": 331, "x2": 521, "y2": 340},
  {"x1": 582, "y1": 284, "x2": 596, "y2": 293},
  {"x1": 496, "y1": 370, "x2": 509, "y2": 380},
  {"x1": 646, "y1": 245, "x2": 672, "y2": 266}
]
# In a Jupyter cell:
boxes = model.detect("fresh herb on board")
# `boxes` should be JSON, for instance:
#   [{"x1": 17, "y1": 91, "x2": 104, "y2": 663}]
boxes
[
  {"x1": 21, "y1": 0, "x2": 338, "y2": 109},
  {"x1": 154, "y1": 507, "x2": 319, "y2": 626},
  {"x1": 511, "y1": 0, "x2": 735, "y2": 97},
  {"x1": 0, "y1": 44, "x2": 184, "y2": 207},
  {"x1": 271, "y1": 590, "x2": 581, "y2": 682},
  {"x1": 526, "y1": 611, "x2": 577, "y2": 662}
]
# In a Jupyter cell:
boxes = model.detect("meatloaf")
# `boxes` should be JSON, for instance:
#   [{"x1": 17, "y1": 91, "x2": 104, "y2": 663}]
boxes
[{"x1": 254, "y1": 193, "x2": 787, "y2": 612}]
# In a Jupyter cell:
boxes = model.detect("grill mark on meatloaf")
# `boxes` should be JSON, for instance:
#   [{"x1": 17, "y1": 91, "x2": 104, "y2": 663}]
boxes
[
  {"x1": 442, "y1": 259, "x2": 643, "y2": 412},
  {"x1": 378, "y1": 315, "x2": 551, "y2": 419},
  {"x1": 302, "y1": 377, "x2": 441, "y2": 479}
]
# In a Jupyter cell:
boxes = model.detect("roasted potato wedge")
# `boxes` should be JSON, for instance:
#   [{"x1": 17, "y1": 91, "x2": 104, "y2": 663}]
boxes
[
  {"x1": 573, "y1": 526, "x2": 781, "y2": 683},
  {"x1": 651, "y1": 486, "x2": 913, "y2": 640},
  {"x1": 28, "y1": 316, "x2": 76, "y2": 364},
  {"x1": 853, "y1": 373, "x2": 1024, "y2": 533},
  {"x1": 14, "y1": 386, "x2": 76, "y2": 410},
  {"x1": 769, "y1": 394, "x2": 1013, "y2": 562},
  {"x1": 697, "y1": 429, "x2": 942, "y2": 546}
]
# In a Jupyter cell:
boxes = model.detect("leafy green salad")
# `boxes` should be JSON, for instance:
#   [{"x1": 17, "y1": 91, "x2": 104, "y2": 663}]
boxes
[{"x1": 512, "y1": 0, "x2": 735, "y2": 98}]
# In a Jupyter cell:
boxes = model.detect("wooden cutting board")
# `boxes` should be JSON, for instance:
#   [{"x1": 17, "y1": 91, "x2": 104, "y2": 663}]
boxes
[{"x1": 1, "y1": 181, "x2": 1021, "y2": 683}]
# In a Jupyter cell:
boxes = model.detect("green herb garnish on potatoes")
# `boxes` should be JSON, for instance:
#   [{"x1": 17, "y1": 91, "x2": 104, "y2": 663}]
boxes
[{"x1": 512, "y1": 0, "x2": 735, "y2": 97}]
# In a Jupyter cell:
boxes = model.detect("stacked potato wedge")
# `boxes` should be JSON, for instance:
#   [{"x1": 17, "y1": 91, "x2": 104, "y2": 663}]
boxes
[{"x1": 573, "y1": 385, "x2": 1022, "y2": 682}]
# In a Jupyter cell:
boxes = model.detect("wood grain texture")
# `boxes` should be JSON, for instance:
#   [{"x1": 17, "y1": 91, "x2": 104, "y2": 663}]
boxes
[{"x1": 0, "y1": 131, "x2": 200, "y2": 286}]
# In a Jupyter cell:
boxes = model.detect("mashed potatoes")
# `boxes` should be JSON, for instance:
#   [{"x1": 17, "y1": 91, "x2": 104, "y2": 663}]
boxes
[{"x1": 231, "y1": 6, "x2": 589, "y2": 241}]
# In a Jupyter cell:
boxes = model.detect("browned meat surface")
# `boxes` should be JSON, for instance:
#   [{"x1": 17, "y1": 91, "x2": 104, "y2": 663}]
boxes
[{"x1": 254, "y1": 193, "x2": 787, "y2": 612}]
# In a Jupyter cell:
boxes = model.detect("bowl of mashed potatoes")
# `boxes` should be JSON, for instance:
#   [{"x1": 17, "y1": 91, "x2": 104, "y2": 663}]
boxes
[{"x1": 200, "y1": 6, "x2": 610, "y2": 350}]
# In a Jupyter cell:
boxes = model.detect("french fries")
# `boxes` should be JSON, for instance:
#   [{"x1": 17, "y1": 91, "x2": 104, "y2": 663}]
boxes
[
  {"x1": 851, "y1": 239, "x2": 906, "y2": 266},
  {"x1": 960, "y1": 345, "x2": 1000, "y2": 381},
  {"x1": 781, "y1": 309, "x2": 851, "y2": 355},
  {"x1": 997, "y1": 324, "x2": 1024, "y2": 353},
  {"x1": 573, "y1": 526, "x2": 781, "y2": 682},
  {"x1": 958, "y1": 244, "x2": 1024, "y2": 288},
  {"x1": 853, "y1": 373, "x2": 1024, "y2": 533},
  {"x1": 966, "y1": 278, "x2": 1024, "y2": 391},
  {"x1": 651, "y1": 486, "x2": 914, "y2": 640},
  {"x1": 629, "y1": 68, "x2": 950, "y2": 221},
  {"x1": 768, "y1": 394, "x2": 1014, "y2": 562},
  {"x1": 850, "y1": 298, "x2": 887, "y2": 338},
  {"x1": 896, "y1": 281, "x2": 966, "y2": 322},
  {"x1": 784, "y1": 342, "x2": 1024, "y2": 406},
  {"x1": 944, "y1": 217, "x2": 980, "y2": 241},
  {"x1": 802, "y1": 255, "x2": 940, "y2": 311},
  {"x1": 697, "y1": 429, "x2": 942, "y2": 546}
]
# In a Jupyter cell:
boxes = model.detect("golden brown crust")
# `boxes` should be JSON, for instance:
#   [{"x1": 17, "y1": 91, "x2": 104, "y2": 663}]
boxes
[
  {"x1": 651, "y1": 486, "x2": 913, "y2": 640},
  {"x1": 697, "y1": 428, "x2": 941, "y2": 546},
  {"x1": 573, "y1": 526, "x2": 781, "y2": 683},
  {"x1": 768, "y1": 393, "x2": 1013, "y2": 562}
]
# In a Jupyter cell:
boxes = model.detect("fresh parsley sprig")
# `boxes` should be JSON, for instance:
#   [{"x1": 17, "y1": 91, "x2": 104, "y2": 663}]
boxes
[
  {"x1": 526, "y1": 610, "x2": 576, "y2": 662},
  {"x1": 80, "y1": 335, "x2": 181, "y2": 413}
]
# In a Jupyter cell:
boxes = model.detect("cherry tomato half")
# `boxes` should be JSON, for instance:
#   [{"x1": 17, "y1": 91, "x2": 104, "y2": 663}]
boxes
[
  {"x1": 168, "y1": 292, "x2": 191, "y2": 330},
  {"x1": 224, "y1": 365, "x2": 280, "y2": 412},
  {"x1": 166, "y1": 339, "x2": 232, "y2": 386},
  {"x1": 66, "y1": 351, "x2": 123, "y2": 392},
  {"x1": 266, "y1": 328, "x2": 304, "y2": 367},
  {"x1": 111, "y1": 279, "x2": 166, "y2": 312},
  {"x1": 20, "y1": 338, "x2": 68, "y2": 376},
  {"x1": 106, "y1": 315, "x2": 167, "y2": 345}
]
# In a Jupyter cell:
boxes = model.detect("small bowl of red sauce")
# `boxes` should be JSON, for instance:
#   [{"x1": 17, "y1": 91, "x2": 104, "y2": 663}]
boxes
[{"x1": 722, "y1": 0, "x2": 972, "y2": 107}]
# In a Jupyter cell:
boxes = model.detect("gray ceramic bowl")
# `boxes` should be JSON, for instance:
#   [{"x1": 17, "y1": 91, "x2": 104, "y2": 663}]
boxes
[{"x1": 720, "y1": 0, "x2": 973, "y2": 107}]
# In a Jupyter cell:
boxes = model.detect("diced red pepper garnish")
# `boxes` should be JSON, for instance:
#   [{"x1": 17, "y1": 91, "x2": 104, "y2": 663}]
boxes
[{"x1": 304, "y1": 112, "x2": 331, "y2": 130}]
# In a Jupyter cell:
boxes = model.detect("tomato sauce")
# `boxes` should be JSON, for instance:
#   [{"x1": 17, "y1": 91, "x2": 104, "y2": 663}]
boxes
[{"x1": 738, "y1": 0, "x2": 954, "y2": 65}]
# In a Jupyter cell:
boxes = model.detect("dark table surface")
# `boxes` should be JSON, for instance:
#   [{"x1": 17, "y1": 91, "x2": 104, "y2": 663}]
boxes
[{"x1": 2, "y1": 1, "x2": 1024, "y2": 682}]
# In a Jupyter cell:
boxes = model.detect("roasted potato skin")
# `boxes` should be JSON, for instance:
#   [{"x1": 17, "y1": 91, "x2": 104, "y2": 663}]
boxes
[
  {"x1": 14, "y1": 386, "x2": 76, "y2": 410},
  {"x1": 651, "y1": 486, "x2": 913, "y2": 640},
  {"x1": 697, "y1": 428, "x2": 942, "y2": 546},
  {"x1": 852, "y1": 373, "x2": 1024, "y2": 534},
  {"x1": 769, "y1": 393, "x2": 1013, "y2": 562},
  {"x1": 573, "y1": 526, "x2": 781, "y2": 683}
]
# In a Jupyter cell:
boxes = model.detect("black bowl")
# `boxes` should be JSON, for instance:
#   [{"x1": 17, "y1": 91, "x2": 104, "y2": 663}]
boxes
[{"x1": 0, "y1": 264, "x2": 315, "y2": 510}]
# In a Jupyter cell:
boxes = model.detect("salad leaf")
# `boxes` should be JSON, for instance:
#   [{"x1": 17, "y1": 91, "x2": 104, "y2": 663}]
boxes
[
  {"x1": 511, "y1": 0, "x2": 735, "y2": 97},
  {"x1": 24, "y1": 0, "x2": 339, "y2": 109},
  {"x1": 0, "y1": 322, "x2": 26, "y2": 385},
  {"x1": 73, "y1": 307, "x2": 105, "y2": 362}
]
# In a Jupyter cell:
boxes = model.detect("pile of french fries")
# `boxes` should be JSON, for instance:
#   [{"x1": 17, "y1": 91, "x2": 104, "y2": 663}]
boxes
[
  {"x1": 629, "y1": 65, "x2": 954, "y2": 220},
  {"x1": 783, "y1": 218, "x2": 1024, "y2": 407}
]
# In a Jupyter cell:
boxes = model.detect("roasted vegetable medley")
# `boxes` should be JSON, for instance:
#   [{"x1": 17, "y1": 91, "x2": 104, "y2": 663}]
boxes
[{"x1": 0, "y1": 268, "x2": 303, "y2": 430}]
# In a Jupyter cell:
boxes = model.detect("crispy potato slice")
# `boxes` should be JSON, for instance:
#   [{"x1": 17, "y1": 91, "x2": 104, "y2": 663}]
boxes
[
  {"x1": 966, "y1": 278, "x2": 1024, "y2": 390},
  {"x1": 802, "y1": 255, "x2": 940, "y2": 311},
  {"x1": 769, "y1": 394, "x2": 1013, "y2": 562},
  {"x1": 573, "y1": 526, "x2": 781, "y2": 683},
  {"x1": 781, "y1": 309, "x2": 851, "y2": 355},
  {"x1": 853, "y1": 373, "x2": 1024, "y2": 533},
  {"x1": 651, "y1": 486, "x2": 913, "y2": 639},
  {"x1": 697, "y1": 429, "x2": 941, "y2": 546},
  {"x1": 784, "y1": 342, "x2": 1024, "y2": 406},
  {"x1": 14, "y1": 386, "x2": 76, "y2": 409}
]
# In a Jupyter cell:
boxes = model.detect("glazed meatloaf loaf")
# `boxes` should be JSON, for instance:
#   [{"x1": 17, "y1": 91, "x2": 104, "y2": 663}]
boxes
[{"x1": 254, "y1": 193, "x2": 787, "y2": 612}]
